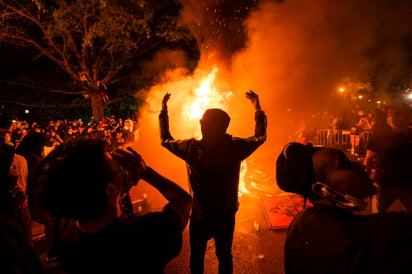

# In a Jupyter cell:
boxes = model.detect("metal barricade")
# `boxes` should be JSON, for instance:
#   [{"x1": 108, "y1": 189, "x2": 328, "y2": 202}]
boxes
[
  {"x1": 315, "y1": 129, "x2": 352, "y2": 152},
  {"x1": 315, "y1": 129, "x2": 374, "y2": 157}
]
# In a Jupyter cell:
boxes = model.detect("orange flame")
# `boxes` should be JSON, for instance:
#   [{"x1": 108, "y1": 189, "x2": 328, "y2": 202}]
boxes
[{"x1": 181, "y1": 67, "x2": 232, "y2": 137}]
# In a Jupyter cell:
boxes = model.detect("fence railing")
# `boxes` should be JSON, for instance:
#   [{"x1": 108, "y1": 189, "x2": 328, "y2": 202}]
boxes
[{"x1": 313, "y1": 129, "x2": 374, "y2": 156}]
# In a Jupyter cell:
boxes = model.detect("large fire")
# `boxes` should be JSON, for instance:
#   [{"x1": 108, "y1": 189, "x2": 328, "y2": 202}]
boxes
[
  {"x1": 138, "y1": 65, "x2": 270, "y2": 196},
  {"x1": 181, "y1": 67, "x2": 232, "y2": 137}
]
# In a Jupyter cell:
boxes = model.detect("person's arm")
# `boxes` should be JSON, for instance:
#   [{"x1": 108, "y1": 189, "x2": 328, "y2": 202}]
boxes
[
  {"x1": 158, "y1": 93, "x2": 193, "y2": 159},
  {"x1": 56, "y1": 133, "x2": 64, "y2": 144},
  {"x1": 246, "y1": 90, "x2": 267, "y2": 140},
  {"x1": 111, "y1": 147, "x2": 192, "y2": 228},
  {"x1": 159, "y1": 93, "x2": 173, "y2": 142},
  {"x1": 142, "y1": 167, "x2": 192, "y2": 228}
]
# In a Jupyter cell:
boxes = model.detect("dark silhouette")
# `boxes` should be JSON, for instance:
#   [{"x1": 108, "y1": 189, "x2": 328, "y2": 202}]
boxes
[
  {"x1": 16, "y1": 132, "x2": 58, "y2": 263},
  {"x1": 159, "y1": 90, "x2": 267, "y2": 273},
  {"x1": 37, "y1": 138, "x2": 192, "y2": 273},
  {"x1": 276, "y1": 142, "x2": 412, "y2": 273},
  {"x1": 0, "y1": 143, "x2": 44, "y2": 274},
  {"x1": 363, "y1": 103, "x2": 412, "y2": 212}
]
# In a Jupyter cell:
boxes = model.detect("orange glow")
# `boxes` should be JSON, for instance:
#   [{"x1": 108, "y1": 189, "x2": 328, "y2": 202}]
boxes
[
  {"x1": 239, "y1": 161, "x2": 250, "y2": 194},
  {"x1": 183, "y1": 67, "x2": 232, "y2": 120},
  {"x1": 181, "y1": 66, "x2": 232, "y2": 137},
  {"x1": 179, "y1": 66, "x2": 248, "y2": 194},
  {"x1": 138, "y1": 64, "x2": 263, "y2": 197},
  {"x1": 339, "y1": 87, "x2": 345, "y2": 92}
]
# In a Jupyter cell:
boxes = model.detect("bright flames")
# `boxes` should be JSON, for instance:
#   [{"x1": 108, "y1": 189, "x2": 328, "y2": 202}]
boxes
[{"x1": 182, "y1": 67, "x2": 232, "y2": 122}]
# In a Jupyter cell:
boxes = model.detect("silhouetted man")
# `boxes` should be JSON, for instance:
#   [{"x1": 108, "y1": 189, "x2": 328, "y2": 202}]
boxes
[{"x1": 159, "y1": 90, "x2": 267, "y2": 273}]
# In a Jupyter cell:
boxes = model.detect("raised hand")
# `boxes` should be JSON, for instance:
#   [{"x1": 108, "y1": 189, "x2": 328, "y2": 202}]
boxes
[
  {"x1": 162, "y1": 93, "x2": 171, "y2": 110},
  {"x1": 246, "y1": 90, "x2": 261, "y2": 111},
  {"x1": 111, "y1": 147, "x2": 147, "y2": 186}
]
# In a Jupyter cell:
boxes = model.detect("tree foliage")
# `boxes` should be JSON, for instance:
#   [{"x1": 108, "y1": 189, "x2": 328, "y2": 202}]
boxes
[{"x1": 0, "y1": 0, "x2": 200, "y2": 121}]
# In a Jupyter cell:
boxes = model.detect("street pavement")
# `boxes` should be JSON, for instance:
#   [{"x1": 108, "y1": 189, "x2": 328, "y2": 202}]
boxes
[{"x1": 33, "y1": 186, "x2": 287, "y2": 274}]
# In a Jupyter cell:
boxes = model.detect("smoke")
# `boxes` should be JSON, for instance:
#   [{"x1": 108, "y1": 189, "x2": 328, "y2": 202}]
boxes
[
  {"x1": 232, "y1": 0, "x2": 412, "y2": 108},
  {"x1": 229, "y1": 0, "x2": 412, "y2": 143},
  {"x1": 133, "y1": 0, "x2": 412, "y2": 204}
]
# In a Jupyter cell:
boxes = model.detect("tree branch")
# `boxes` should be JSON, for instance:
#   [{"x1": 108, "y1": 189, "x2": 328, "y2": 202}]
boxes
[
  {"x1": 0, "y1": 99, "x2": 89, "y2": 108},
  {"x1": 1, "y1": 1, "x2": 80, "y2": 81},
  {"x1": 0, "y1": 79, "x2": 83, "y2": 95}
]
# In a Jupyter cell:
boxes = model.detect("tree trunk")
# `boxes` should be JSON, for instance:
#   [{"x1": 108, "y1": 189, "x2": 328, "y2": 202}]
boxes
[{"x1": 90, "y1": 93, "x2": 105, "y2": 123}]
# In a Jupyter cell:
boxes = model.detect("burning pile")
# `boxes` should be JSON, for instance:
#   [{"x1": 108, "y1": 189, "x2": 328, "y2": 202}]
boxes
[{"x1": 139, "y1": 64, "x2": 275, "y2": 196}]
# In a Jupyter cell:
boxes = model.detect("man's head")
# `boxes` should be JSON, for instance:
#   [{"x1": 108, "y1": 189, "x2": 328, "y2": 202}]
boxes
[
  {"x1": 37, "y1": 138, "x2": 129, "y2": 222},
  {"x1": 276, "y1": 143, "x2": 376, "y2": 210},
  {"x1": 200, "y1": 108, "x2": 230, "y2": 139}
]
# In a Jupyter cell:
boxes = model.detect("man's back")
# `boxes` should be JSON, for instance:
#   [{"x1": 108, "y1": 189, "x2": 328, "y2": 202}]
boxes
[
  {"x1": 174, "y1": 134, "x2": 264, "y2": 217},
  {"x1": 160, "y1": 107, "x2": 266, "y2": 218}
]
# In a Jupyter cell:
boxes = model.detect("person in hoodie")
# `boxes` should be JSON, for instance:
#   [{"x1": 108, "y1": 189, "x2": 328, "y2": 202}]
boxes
[{"x1": 159, "y1": 90, "x2": 267, "y2": 274}]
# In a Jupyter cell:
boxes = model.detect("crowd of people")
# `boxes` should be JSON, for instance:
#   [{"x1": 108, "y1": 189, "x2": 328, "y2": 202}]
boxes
[
  {"x1": 290, "y1": 107, "x2": 387, "y2": 144},
  {"x1": 3, "y1": 116, "x2": 139, "y2": 152},
  {"x1": 1, "y1": 90, "x2": 412, "y2": 274}
]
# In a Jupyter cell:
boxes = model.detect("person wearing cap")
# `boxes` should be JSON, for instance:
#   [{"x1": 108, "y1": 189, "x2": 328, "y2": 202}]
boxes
[
  {"x1": 363, "y1": 103, "x2": 412, "y2": 212},
  {"x1": 36, "y1": 138, "x2": 192, "y2": 273},
  {"x1": 276, "y1": 142, "x2": 412, "y2": 274},
  {"x1": 159, "y1": 90, "x2": 267, "y2": 274}
]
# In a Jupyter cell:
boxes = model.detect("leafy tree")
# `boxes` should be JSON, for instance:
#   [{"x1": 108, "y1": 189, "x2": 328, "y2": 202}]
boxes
[{"x1": 0, "y1": 0, "x2": 199, "y2": 122}]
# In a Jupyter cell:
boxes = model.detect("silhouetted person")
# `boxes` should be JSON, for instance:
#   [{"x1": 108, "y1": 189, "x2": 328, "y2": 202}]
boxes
[
  {"x1": 159, "y1": 90, "x2": 267, "y2": 274},
  {"x1": 37, "y1": 138, "x2": 192, "y2": 273},
  {"x1": 363, "y1": 103, "x2": 412, "y2": 212},
  {"x1": 0, "y1": 143, "x2": 44, "y2": 274},
  {"x1": 16, "y1": 132, "x2": 58, "y2": 262},
  {"x1": 276, "y1": 142, "x2": 412, "y2": 274}
]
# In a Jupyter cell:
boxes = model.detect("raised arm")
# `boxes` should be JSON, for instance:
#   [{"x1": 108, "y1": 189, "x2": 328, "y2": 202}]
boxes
[
  {"x1": 112, "y1": 147, "x2": 192, "y2": 228},
  {"x1": 246, "y1": 90, "x2": 266, "y2": 140},
  {"x1": 246, "y1": 90, "x2": 262, "y2": 112},
  {"x1": 159, "y1": 93, "x2": 173, "y2": 142}
]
